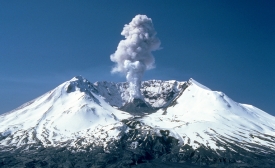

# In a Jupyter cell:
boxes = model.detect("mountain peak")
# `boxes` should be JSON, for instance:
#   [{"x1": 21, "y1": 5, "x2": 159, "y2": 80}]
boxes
[
  {"x1": 70, "y1": 75, "x2": 85, "y2": 81},
  {"x1": 188, "y1": 78, "x2": 211, "y2": 90},
  {"x1": 66, "y1": 76, "x2": 93, "y2": 94},
  {"x1": 1, "y1": 76, "x2": 275, "y2": 167}
]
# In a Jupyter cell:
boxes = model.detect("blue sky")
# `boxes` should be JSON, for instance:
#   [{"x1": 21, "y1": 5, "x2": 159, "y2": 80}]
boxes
[{"x1": 0, "y1": 1, "x2": 274, "y2": 115}]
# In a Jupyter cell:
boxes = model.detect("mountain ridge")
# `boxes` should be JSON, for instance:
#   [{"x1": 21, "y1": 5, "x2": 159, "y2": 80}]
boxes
[{"x1": 0, "y1": 76, "x2": 274, "y2": 167}]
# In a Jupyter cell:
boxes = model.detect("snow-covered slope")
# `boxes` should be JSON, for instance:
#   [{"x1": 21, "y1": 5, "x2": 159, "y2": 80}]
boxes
[
  {"x1": 0, "y1": 76, "x2": 131, "y2": 148},
  {"x1": 0, "y1": 76, "x2": 274, "y2": 167},
  {"x1": 0, "y1": 76, "x2": 186, "y2": 150},
  {"x1": 141, "y1": 78, "x2": 275, "y2": 152}
]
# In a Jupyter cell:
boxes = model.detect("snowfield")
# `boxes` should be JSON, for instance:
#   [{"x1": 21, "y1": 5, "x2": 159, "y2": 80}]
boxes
[
  {"x1": 140, "y1": 78, "x2": 275, "y2": 151},
  {"x1": 0, "y1": 76, "x2": 131, "y2": 148},
  {"x1": 0, "y1": 76, "x2": 274, "y2": 165}
]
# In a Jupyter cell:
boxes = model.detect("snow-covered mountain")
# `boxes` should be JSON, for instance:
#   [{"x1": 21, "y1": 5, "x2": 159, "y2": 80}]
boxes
[
  {"x1": 0, "y1": 76, "x2": 274, "y2": 167},
  {"x1": 0, "y1": 76, "x2": 131, "y2": 149}
]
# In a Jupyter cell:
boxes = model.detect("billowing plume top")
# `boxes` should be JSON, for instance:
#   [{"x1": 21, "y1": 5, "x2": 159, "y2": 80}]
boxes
[
  {"x1": 110, "y1": 15, "x2": 161, "y2": 73},
  {"x1": 110, "y1": 14, "x2": 161, "y2": 100}
]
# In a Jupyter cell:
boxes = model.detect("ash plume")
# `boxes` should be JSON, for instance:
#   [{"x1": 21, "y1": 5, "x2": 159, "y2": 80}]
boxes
[{"x1": 110, "y1": 15, "x2": 161, "y2": 100}]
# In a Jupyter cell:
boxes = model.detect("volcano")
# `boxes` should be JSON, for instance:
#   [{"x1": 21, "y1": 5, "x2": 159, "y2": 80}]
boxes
[
  {"x1": 0, "y1": 76, "x2": 274, "y2": 167},
  {"x1": 120, "y1": 98, "x2": 155, "y2": 114}
]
